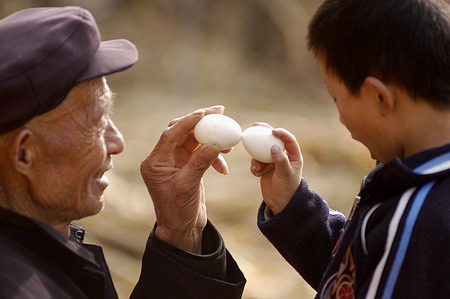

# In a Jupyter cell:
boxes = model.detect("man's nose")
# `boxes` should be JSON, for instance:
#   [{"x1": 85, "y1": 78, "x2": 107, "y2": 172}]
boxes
[{"x1": 105, "y1": 119, "x2": 125, "y2": 155}]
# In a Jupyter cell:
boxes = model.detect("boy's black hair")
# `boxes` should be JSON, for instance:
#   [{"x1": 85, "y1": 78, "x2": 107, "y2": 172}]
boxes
[{"x1": 307, "y1": 0, "x2": 450, "y2": 108}]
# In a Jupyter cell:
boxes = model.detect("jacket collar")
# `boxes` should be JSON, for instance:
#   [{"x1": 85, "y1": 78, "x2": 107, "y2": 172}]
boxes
[
  {"x1": 0, "y1": 207, "x2": 100, "y2": 268},
  {"x1": 361, "y1": 143, "x2": 450, "y2": 198}
]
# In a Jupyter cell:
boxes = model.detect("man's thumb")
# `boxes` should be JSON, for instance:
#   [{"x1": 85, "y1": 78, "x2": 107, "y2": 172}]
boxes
[{"x1": 185, "y1": 144, "x2": 221, "y2": 179}]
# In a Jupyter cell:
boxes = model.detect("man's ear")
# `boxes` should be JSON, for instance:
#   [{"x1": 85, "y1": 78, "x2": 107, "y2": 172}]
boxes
[
  {"x1": 11, "y1": 128, "x2": 35, "y2": 174},
  {"x1": 363, "y1": 76, "x2": 395, "y2": 116}
]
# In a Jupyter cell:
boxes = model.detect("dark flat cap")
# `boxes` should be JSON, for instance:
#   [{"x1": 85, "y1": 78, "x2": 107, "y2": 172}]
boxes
[{"x1": 0, "y1": 6, "x2": 138, "y2": 134}]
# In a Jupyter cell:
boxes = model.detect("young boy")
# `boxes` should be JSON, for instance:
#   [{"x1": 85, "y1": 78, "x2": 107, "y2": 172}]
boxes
[{"x1": 252, "y1": 0, "x2": 450, "y2": 298}]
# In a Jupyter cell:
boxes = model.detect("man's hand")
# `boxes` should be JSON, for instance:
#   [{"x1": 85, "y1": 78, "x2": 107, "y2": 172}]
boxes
[
  {"x1": 140, "y1": 106, "x2": 229, "y2": 253},
  {"x1": 250, "y1": 124, "x2": 303, "y2": 215}
]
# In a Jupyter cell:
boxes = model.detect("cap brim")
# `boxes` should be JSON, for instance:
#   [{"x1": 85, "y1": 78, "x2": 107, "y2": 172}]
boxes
[{"x1": 76, "y1": 39, "x2": 138, "y2": 83}]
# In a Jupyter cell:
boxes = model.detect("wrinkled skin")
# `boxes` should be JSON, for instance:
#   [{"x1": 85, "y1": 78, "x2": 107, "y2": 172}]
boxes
[
  {"x1": 140, "y1": 105, "x2": 230, "y2": 253},
  {"x1": 0, "y1": 77, "x2": 124, "y2": 236}
]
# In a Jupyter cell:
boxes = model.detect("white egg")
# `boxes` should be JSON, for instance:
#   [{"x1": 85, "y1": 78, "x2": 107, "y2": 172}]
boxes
[
  {"x1": 194, "y1": 114, "x2": 242, "y2": 150},
  {"x1": 242, "y1": 126, "x2": 284, "y2": 163}
]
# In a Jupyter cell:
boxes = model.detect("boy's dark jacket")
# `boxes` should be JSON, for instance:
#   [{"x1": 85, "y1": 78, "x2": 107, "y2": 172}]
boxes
[
  {"x1": 0, "y1": 209, "x2": 245, "y2": 298},
  {"x1": 259, "y1": 143, "x2": 450, "y2": 298}
]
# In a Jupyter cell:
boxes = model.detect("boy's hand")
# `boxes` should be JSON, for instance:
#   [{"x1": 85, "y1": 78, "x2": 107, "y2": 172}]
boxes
[
  {"x1": 140, "y1": 106, "x2": 230, "y2": 253},
  {"x1": 250, "y1": 124, "x2": 303, "y2": 215}
]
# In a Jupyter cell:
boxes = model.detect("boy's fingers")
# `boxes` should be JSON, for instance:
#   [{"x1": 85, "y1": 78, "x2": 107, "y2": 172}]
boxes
[
  {"x1": 251, "y1": 160, "x2": 274, "y2": 177},
  {"x1": 252, "y1": 122, "x2": 273, "y2": 128},
  {"x1": 271, "y1": 145, "x2": 293, "y2": 176},
  {"x1": 272, "y1": 128, "x2": 302, "y2": 162},
  {"x1": 250, "y1": 159, "x2": 264, "y2": 176}
]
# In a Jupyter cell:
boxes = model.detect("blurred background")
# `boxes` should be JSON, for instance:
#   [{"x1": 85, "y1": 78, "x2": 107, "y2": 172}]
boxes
[{"x1": 1, "y1": 1, "x2": 374, "y2": 298}]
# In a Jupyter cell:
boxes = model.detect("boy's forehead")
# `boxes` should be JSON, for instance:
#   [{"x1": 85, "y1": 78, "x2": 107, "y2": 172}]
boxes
[{"x1": 316, "y1": 57, "x2": 332, "y2": 83}]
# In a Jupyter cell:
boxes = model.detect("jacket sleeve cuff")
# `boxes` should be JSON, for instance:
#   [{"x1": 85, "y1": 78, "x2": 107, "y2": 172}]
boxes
[
  {"x1": 256, "y1": 178, "x2": 345, "y2": 289},
  {"x1": 149, "y1": 220, "x2": 229, "y2": 281},
  {"x1": 131, "y1": 220, "x2": 246, "y2": 299}
]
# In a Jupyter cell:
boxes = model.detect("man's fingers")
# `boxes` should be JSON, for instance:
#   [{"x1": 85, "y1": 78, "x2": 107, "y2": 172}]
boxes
[
  {"x1": 168, "y1": 117, "x2": 181, "y2": 127},
  {"x1": 167, "y1": 105, "x2": 226, "y2": 154},
  {"x1": 203, "y1": 105, "x2": 225, "y2": 115},
  {"x1": 152, "y1": 110, "x2": 206, "y2": 162},
  {"x1": 211, "y1": 154, "x2": 229, "y2": 175},
  {"x1": 168, "y1": 105, "x2": 224, "y2": 127},
  {"x1": 182, "y1": 144, "x2": 221, "y2": 181}
]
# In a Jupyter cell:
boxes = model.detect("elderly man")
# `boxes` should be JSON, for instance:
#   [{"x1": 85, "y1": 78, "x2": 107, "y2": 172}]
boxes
[{"x1": 0, "y1": 6, "x2": 245, "y2": 298}]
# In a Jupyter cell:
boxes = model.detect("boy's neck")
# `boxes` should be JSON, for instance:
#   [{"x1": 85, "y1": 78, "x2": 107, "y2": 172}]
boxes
[{"x1": 396, "y1": 98, "x2": 450, "y2": 160}]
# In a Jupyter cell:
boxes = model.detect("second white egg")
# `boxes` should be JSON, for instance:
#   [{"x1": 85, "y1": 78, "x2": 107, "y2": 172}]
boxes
[
  {"x1": 194, "y1": 114, "x2": 242, "y2": 150},
  {"x1": 242, "y1": 126, "x2": 284, "y2": 163}
]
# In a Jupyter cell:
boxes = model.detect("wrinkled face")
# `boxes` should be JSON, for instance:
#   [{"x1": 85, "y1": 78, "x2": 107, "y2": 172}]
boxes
[
  {"x1": 28, "y1": 77, "x2": 124, "y2": 222},
  {"x1": 317, "y1": 57, "x2": 382, "y2": 160}
]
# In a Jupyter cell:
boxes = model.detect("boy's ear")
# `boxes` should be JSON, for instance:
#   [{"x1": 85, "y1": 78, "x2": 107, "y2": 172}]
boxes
[
  {"x1": 10, "y1": 128, "x2": 35, "y2": 174},
  {"x1": 363, "y1": 76, "x2": 395, "y2": 116}
]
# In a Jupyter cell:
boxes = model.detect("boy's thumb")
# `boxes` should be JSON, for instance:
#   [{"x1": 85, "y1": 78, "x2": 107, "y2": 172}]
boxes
[{"x1": 271, "y1": 145, "x2": 291, "y2": 175}]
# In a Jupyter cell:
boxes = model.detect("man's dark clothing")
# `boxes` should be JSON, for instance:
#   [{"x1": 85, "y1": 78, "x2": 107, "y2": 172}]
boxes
[{"x1": 0, "y1": 208, "x2": 245, "y2": 298}]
